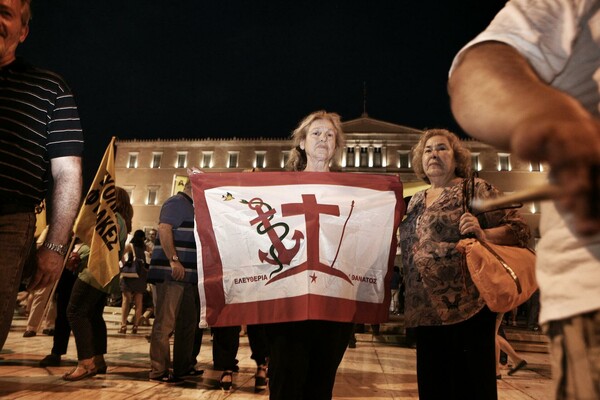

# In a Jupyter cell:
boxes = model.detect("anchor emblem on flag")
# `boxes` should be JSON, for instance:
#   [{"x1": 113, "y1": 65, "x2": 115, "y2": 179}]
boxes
[
  {"x1": 243, "y1": 197, "x2": 304, "y2": 277},
  {"x1": 244, "y1": 194, "x2": 354, "y2": 285}
]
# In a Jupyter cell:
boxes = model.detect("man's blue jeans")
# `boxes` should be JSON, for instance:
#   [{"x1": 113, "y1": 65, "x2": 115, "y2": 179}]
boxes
[{"x1": 0, "y1": 211, "x2": 36, "y2": 351}]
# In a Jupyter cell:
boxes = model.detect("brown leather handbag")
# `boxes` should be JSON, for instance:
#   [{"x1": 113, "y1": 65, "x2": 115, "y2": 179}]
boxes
[
  {"x1": 456, "y1": 238, "x2": 537, "y2": 312},
  {"x1": 456, "y1": 177, "x2": 538, "y2": 313}
]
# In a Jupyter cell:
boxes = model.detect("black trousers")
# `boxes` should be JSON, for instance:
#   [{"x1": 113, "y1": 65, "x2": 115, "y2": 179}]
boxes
[
  {"x1": 67, "y1": 279, "x2": 107, "y2": 360},
  {"x1": 51, "y1": 269, "x2": 77, "y2": 356},
  {"x1": 212, "y1": 326, "x2": 241, "y2": 370},
  {"x1": 212, "y1": 324, "x2": 269, "y2": 371},
  {"x1": 247, "y1": 324, "x2": 269, "y2": 366},
  {"x1": 265, "y1": 320, "x2": 353, "y2": 400},
  {"x1": 416, "y1": 307, "x2": 497, "y2": 400}
]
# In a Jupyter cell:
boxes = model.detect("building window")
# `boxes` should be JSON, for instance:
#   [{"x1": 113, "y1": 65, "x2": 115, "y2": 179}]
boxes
[
  {"x1": 373, "y1": 147, "x2": 382, "y2": 167},
  {"x1": 530, "y1": 161, "x2": 543, "y2": 172},
  {"x1": 498, "y1": 153, "x2": 511, "y2": 171},
  {"x1": 202, "y1": 152, "x2": 213, "y2": 168},
  {"x1": 147, "y1": 188, "x2": 158, "y2": 205},
  {"x1": 281, "y1": 151, "x2": 290, "y2": 168},
  {"x1": 228, "y1": 152, "x2": 239, "y2": 168},
  {"x1": 398, "y1": 151, "x2": 411, "y2": 169},
  {"x1": 359, "y1": 147, "x2": 368, "y2": 167},
  {"x1": 471, "y1": 153, "x2": 481, "y2": 171},
  {"x1": 346, "y1": 147, "x2": 355, "y2": 167},
  {"x1": 255, "y1": 151, "x2": 266, "y2": 168},
  {"x1": 151, "y1": 152, "x2": 162, "y2": 168},
  {"x1": 127, "y1": 153, "x2": 138, "y2": 168},
  {"x1": 176, "y1": 152, "x2": 188, "y2": 168}
]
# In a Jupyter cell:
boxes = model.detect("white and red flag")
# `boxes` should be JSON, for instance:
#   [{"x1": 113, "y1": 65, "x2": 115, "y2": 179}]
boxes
[{"x1": 190, "y1": 171, "x2": 404, "y2": 327}]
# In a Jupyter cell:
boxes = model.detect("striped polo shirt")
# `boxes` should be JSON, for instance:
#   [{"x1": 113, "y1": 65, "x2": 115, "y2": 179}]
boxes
[
  {"x1": 0, "y1": 58, "x2": 84, "y2": 208},
  {"x1": 148, "y1": 192, "x2": 198, "y2": 285}
]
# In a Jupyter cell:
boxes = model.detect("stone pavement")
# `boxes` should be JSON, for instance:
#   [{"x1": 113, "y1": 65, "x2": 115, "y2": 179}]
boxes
[{"x1": 0, "y1": 307, "x2": 553, "y2": 399}]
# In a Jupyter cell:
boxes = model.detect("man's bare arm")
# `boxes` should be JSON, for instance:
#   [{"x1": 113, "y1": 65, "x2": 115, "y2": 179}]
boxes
[
  {"x1": 28, "y1": 156, "x2": 82, "y2": 291},
  {"x1": 449, "y1": 42, "x2": 600, "y2": 235}
]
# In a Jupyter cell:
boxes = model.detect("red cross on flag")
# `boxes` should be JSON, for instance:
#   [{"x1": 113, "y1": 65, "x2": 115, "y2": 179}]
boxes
[{"x1": 190, "y1": 171, "x2": 405, "y2": 327}]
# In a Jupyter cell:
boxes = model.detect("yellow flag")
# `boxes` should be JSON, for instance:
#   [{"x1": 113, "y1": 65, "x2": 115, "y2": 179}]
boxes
[
  {"x1": 34, "y1": 200, "x2": 47, "y2": 239},
  {"x1": 73, "y1": 137, "x2": 120, "y2": 287}
]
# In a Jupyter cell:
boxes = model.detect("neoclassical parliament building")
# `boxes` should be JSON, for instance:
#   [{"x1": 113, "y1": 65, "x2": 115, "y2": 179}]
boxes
[{"x1": 115, "y1": 114, "x2": 546, "y2": 246}]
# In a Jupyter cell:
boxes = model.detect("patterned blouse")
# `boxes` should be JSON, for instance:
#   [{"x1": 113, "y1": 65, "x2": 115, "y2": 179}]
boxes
[{"x1": 400, "y1": 178, "x2": 531, "y2": 328}]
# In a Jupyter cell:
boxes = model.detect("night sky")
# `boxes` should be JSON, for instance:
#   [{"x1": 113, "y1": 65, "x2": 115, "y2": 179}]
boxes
[{"x1": 18, "y1": 0, "x2": 507, "y2": 186}]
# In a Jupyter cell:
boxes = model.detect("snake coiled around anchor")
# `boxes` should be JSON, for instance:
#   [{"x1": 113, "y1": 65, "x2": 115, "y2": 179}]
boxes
[{"x1": 243, "y1": 198, "x2": 293, "y2": 277}]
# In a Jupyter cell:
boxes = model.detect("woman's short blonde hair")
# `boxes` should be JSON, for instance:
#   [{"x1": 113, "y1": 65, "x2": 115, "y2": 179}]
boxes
[
  {"x1": 412, "y1": 128, "x2": 472, "y2": 184},
  {"x1": 285, "y1": 110, "x2": 345, "y2": 171}
]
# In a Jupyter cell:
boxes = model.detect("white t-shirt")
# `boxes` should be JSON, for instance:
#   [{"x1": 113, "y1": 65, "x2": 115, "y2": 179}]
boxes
[{"x1": 450, "y1": 0, "x2": 600, "y2": 324}]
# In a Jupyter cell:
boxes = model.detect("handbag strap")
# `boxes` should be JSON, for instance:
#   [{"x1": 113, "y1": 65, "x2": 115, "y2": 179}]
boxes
[
  {"x1": 478, "y1": 240, "x2": 524, "y2": 294},
  {"x1": 461, "y1": 176, "x2": 477, "y2": 239},
  {"x1": 463, "y1": 174, "x2": 523, "y2": 216}
]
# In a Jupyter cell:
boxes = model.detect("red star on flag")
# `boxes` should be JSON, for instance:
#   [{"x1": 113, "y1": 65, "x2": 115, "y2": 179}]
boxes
[{"x1": 310, "y1": 273, "x2": 317, "y2": 283}]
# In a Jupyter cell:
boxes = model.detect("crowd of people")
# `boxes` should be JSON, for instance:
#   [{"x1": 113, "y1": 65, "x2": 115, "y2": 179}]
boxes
[{"x1": 2, "y1": 0, "x2": 599, "y2": 399}]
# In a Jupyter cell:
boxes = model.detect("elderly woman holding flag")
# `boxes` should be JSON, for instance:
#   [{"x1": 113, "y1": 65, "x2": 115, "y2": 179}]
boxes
[
  {"x1": 262, "y1": 110, "x2": 354, "y2": 400},
  {"x1": 63, "y1": 187, "x2": 132, "y2": 381}
]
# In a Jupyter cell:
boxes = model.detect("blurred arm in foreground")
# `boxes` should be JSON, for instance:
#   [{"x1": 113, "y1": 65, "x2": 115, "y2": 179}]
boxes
[{"x1": 449, "y1": 41, "x2": 600, "y2": 236}]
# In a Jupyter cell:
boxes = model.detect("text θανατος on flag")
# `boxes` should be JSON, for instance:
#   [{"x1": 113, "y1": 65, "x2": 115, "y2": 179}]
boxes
[
  {"x1": 72, "y1": 137, "x2": 120, "y2": 287},
  {"x1": 190, "y1": 171, "x2": 405, "y2": 327}
]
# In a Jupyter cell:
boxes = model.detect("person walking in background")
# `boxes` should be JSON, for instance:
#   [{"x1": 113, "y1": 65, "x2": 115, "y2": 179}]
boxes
[
  {"x1": 148, "y1": 179, "x2": 203, "y2": 385},
  {"x1": 448, "y1": 1, "x2": 600, "y2": 398},
  {"x1": 400, "y1": 129, "x2": 531, "y2": 399},
  {"x1": 22, "y1": 286, "x2": 56, "y2": 338},
  {"x1": 0, "y1": 0, "x2": 83, "y2": 352},
  {"x1": 145, "y1": 228, "x2": 157, "y2": 263},
  {"x1": 23, "y1": 226, "x2": 56, "y2": 338},
  {"x1": 119, "y1": 230, "x2": 149, "y2": 335},
  {"x1": 495, "y1": 313, "x2": 527, "y2": 379},
  {"x1": 64, "y1": 187, "x2": 132, "y2": 381},
  {"x1": 39, "y1": 238, "x2": 89, "y2": 367}
]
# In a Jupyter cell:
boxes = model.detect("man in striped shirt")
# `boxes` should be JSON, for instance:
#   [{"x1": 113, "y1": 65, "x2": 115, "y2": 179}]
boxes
[
  {"x1": 148, "y1": 180, "x2": 202, "y2": 384},
  {"x1": 0, "y1": 0, "x2": 83, "y2": 351}
]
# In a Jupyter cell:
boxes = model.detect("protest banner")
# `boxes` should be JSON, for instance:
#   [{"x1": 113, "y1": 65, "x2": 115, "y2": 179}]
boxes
[
  {"x1": 190, "y1": 171, "x2": 404, "y2": 327},
  {"x1": 73, "y1": 137, "x2": 119, "y2": 287}
]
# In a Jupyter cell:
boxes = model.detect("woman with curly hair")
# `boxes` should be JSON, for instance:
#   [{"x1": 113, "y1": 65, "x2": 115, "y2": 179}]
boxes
[{"x1": 400, "y1": 129, "x2": 531, "y2": 399}]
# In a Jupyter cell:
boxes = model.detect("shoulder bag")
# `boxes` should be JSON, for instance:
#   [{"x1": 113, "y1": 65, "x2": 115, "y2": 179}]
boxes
[
  {"x1": 121, "y1": 251, "x2": 143, "y2": 279},
  {"x1": 456, "y1": 177, "x2": 538, "y2": 313}
]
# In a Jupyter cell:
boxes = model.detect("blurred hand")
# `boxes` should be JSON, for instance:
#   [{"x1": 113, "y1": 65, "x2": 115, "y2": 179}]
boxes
[{"x1": 511, "y1": 117, "x2": 600, "y2": 236}]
